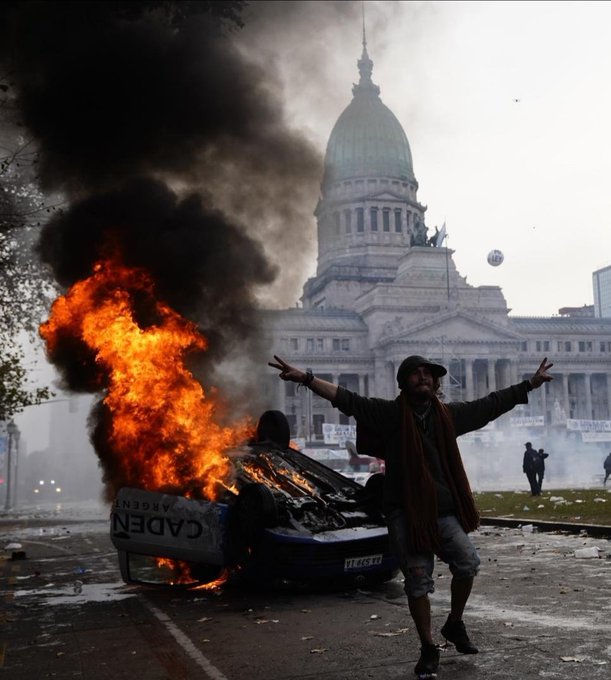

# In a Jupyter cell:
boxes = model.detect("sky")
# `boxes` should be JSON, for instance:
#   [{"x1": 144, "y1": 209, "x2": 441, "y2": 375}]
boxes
[{"x1": 238, "y1": 0, "x2": 611, "y2": 317}]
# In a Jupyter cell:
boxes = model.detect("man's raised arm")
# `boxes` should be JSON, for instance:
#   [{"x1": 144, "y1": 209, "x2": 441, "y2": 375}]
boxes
[{"x1": 268, "y1": 355, "x2": 338, "y2": 402}]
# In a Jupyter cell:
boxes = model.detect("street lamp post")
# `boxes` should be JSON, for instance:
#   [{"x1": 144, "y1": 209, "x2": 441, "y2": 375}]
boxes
[
  {"x1": 4, "y1": 420, "x2": 18, "y2": 511},
  {"x1": 13, "y1": 424, "x2": 21, "y2": 508}
]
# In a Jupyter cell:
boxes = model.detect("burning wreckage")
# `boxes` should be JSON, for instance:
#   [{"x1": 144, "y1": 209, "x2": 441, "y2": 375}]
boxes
[
  {"x1": 111, "y1": 411, "x2": 398, "y2": 588},
  {"x1": 38, "y1": 254, "x2": 397, "y2": 589},
  {"x1": 8, "y1": 2, "x2": 398, "y2": 591}
]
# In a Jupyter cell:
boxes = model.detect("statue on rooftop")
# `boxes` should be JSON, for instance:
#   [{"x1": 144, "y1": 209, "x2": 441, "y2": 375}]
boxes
[{"x1": 410, "y1": 218, "x2": 428, "y2": 246}]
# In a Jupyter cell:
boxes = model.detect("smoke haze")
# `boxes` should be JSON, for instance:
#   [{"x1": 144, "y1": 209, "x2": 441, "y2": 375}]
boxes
[{"x1": 0, "y1": 2, "x2": 326, "y2": 390}]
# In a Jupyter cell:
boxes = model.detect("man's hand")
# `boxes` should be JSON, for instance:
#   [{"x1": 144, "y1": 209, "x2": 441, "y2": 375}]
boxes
[
  {"x1": 530, "y1": 358, "x2": 554, "y2": 389},
  {"x1": 268, "y1": 355, "x2": 306, "y2": 383},
  {"x1": 269, "y1": 355, "x2": 339, "y2": 402}
]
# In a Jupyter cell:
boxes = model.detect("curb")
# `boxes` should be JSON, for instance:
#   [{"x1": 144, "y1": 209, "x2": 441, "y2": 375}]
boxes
[{"x1": 481, "y1": 516, "x2": 611, "y2": 538}]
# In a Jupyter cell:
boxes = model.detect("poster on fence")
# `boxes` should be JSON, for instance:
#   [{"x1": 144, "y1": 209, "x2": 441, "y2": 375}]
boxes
[
  {"x1": 509, "y1": 416, "x2": 545, "y2": 428},
  {"x1": 322, "y1": 423, "x2": 356, "y2": 446}
]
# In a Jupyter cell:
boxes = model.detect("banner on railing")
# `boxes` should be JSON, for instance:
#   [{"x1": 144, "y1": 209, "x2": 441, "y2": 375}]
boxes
[
  {"x1": 566, "y1": 419, "x2": 611, "y2": 432},
  {"x1": 581, "y1": 431, "x2": 611, "y2": 442},
  {"x1": 509, "y1": 416, "x2": 545, "y2": 428},
  {"x1": 322, "y1": 423, "x2": 356, "y2": 446}
]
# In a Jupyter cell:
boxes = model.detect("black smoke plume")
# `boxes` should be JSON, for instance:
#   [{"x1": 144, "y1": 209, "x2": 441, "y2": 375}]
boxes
[{"x1": 0, "y1": 1, "x2": 322, "y2": 399}]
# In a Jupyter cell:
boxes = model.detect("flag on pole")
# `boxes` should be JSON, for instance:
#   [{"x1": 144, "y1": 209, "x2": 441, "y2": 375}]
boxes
[{"x1": 435, "y1": 221, "x2": 447, "y2": 247}]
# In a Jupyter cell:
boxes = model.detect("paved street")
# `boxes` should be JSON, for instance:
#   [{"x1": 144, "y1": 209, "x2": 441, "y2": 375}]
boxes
[{"x1": 1, "y1": 501, "x2": 610, "y2": 679}]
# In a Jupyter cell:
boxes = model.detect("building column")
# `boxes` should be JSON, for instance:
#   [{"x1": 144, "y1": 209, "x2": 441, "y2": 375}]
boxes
[
  {"x1": 540, "y1": 380, "x2": 548, "y2": 422},
  {"x1": 585, "y1": 373, "x2": 593, "y2": 420},
  {"x1": 563, "y1": 373, "x2": 570, "y2": 419},
  {"x1": 511, "y1": 361, "x2": 519, "y2": 385},
  {"x1": 278, "y1": 379, "x2": 287, "y2": 414},
  {"x1": 373, "y1": 354, "x2": 387, "y2": 398},
  {"x1": 332, "y1": 373, "x2": 341, "y2": 424},
  {"x1": 465, "y1": 359, "x2": 474, "y2": 401},
  {"x1": 487, "y1": 359, "x2": 496, "y2": 393},
  {"x1": 358, "y1": 373, "x2": 366, "y2": 395}
]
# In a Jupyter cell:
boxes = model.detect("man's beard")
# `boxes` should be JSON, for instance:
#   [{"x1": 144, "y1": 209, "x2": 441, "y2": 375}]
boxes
[{"x1": 407, "y1": 382, "x2": 434, "y2": 405}]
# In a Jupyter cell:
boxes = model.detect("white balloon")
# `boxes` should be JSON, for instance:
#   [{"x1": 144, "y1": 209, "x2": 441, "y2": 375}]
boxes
[{"x1": 487, "y1": 249, "x2": 504, "y2": 266}]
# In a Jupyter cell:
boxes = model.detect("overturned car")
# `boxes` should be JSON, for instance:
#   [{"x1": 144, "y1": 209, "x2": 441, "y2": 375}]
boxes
[{"x1": 110, "y1": 412, "x2": 398, "y2": 588}]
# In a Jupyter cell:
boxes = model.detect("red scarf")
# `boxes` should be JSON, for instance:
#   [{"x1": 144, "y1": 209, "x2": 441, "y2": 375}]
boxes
[{"x1": 400, "y1": 393, "x2": 480, "y2": 553}]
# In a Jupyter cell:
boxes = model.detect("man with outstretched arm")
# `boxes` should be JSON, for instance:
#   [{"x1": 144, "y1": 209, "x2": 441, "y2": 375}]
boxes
[{"x1": 269, "y1": 354, "x2": 553, "y2": 678}]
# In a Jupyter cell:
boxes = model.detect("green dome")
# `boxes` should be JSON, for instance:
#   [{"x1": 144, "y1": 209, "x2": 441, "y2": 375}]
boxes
[{"x1": 323, "y1": 46, "x2": 414, "y2": 186}]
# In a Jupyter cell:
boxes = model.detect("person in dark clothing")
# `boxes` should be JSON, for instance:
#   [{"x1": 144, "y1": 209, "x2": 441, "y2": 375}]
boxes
[
  {"x1": 604, "y1": 453, "x2": 611, "y2": 485},
  {"x1": 253, "y1": 409, "x2": 291, "y2": 449},
  {"x1": 269, "y1": 353, "x2": 553, "y2": 678},
  {"x1": 535, "y1": 448, "x2": 549, "y2": 494},
  {"x1": 522, "y1": 442, "x2": 540, "y2": 495}
]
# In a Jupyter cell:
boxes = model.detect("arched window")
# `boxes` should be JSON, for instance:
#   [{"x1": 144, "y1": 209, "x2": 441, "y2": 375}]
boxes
[
  {"x1": 394, "y1": 209, "x2": 402, "y2": 232},
  {"x1": 334, "y1": 212, "x2": 340, "y2": 234},
  {"x1": 344, "y1": 209, "x2": 352, "y2": 233},
  {"x1": 356, "y1": 208, "x2": 364, "y2": 232},
  {"x1": 370, "y1": 207, "x2": 378, "y2": 231},
  {"x1": 382, "y1": 209, "x2": 390, "y2": 232}
]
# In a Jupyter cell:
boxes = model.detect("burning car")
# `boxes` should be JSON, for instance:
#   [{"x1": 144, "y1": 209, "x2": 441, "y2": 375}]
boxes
[{"x1": 110, "y1": 411, "x2": 398, "y2": 588}]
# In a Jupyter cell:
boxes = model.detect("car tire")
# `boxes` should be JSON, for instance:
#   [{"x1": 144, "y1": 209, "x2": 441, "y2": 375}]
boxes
[
  {"x1": 364, "y1": 472, "x2": 385, "y2": 511},
  {"x1": 189, "y1": 562, "x2": 224, "y2": 584},
  {"x1": 227, "y1": 483, "x2": 279, "y2": 565}
]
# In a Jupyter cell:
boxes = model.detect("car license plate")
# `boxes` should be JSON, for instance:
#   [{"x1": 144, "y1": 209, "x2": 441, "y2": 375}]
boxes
[{"x1": 344, "y1": 554, "x2": 383, "y2": 571}]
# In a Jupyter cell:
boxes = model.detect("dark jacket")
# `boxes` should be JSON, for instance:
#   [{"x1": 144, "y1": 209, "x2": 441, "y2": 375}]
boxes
[
  {"x1": 332, "y1": 381, "x2": 531, "y2": 516},
  {"x1": 523, "y1": 447, "x2": 538, "y2": 473}
]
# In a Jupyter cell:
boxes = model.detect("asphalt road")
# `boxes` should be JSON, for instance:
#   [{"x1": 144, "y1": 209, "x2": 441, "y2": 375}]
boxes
[{"x1": 1, "y1": 502, "x2": 610, "y2": 679}]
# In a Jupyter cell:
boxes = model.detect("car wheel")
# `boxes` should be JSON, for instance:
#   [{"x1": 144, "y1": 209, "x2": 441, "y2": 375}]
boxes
[
  {"x1": 364, "y1": 472, "x2": 385, "y2": 511},
  {"x1": 188, "y1": 562, "x2": 224, "y2": 584},
  {"x1": 227, "y1": 483, "x2": 279, "y2": 564}
]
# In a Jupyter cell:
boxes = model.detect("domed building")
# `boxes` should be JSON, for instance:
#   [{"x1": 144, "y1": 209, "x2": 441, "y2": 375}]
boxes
[
  {"x1": 261, "y1": 38, "x2": 611, "y2": 461},
  {"x1": 305, "y1": 37, "x2": 425, "y2": 309}
]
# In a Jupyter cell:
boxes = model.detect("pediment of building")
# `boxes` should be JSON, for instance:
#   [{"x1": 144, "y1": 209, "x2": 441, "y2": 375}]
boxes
[
  {"x1": 379, "y1": 309, "x2": 522, "y2": 345},
  {"x1": 365, "y1": 190, "x2": 405, "y2": 201}
]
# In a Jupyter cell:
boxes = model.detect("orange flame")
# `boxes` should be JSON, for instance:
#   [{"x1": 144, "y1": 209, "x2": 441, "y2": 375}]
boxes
[{"x1": 40, "y1": 253, "x2": 251, "y2": 500}]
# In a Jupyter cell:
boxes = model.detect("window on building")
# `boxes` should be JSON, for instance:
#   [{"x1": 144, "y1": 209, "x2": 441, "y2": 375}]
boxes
[
  {"x1": 316, "y1": 338, "x2": 324, "y2": 353},
  {"x1": 557, "y1": 341, "x2": 563, "y2": 352},
  {"x1": 521, "y1": 341, "x2": 528, "y2": 351},
  {"x1": 332, "y1": 338, "x2": 340, "y2": 351},
  {"x1": 290, "y1": 337, "x2": 299, "y2": 351},
  {"x1": 285, "y1": 382, "x2": 295, "y2": 397},
  {"x1": 382, "y1": 209, "x2": 390, "y2": 231},
  {"x1": 394, "y1": 209, "x2": 402, "y2": 232},
  {"x1": 344, "y1": 209, "x2": 352, "y2": 233},
  {"x1": 356, "y1": 208, "x2": 364, "y2": 232},
  {"x1": 578, "y1": 341, "x2": 593, "y2": 352},
  {"x1": 334, "y1": 212, "x2": 340, "y2": 234},
  {"x1": 286, "y1": 414, "x2": 297, "y2": 435},
  {"x1": 601, "y1": 342, "x2": 607, "y2": 352},
  {"x1": 536, "y1": 340, "x2": 550, "y2": 352},
  {"x1": 564, "y1": 341, "x2": 572, "y2": 352},
  {"x1": 312, "y1": 414, "x2": 325, "y2": 438},
  {"x1": 306, "y1": 337, "x2": 314, "y2": 352},
  {"x1": 341, "y1": 338, "x2": 350, "y2": 351},
  {"x1": 370, "y1": 207, "x2": 378, "y2": 231}
]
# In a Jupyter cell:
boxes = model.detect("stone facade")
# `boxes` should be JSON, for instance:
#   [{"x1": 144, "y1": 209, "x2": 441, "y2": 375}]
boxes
[{"x1": 260, "y1": 41, "x2": 611, "y2": 446}]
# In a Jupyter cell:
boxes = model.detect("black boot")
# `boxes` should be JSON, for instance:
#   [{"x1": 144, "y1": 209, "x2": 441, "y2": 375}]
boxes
[
  {"x1": 440, "y1": 617, "x2": 478, "y2": 654},
  {"x1": 414, "y1": 643, "x2": 440, "y2": 677}
]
